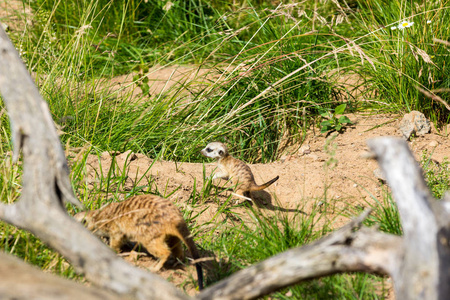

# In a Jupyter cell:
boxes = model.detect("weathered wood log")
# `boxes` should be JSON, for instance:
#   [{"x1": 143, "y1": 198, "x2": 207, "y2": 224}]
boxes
[
  {"x1": 0, "y1": 252, "x2": 123, "y2": 300},
  {"x1": 367, "y1": 137, "x2": 450, "y2": 300},
  {"x1": 197, "y1": 137, "x2": 450, "y2": 300},
  {"x1": 0, "y1": 26, "x2": 188, "y2": 300}
]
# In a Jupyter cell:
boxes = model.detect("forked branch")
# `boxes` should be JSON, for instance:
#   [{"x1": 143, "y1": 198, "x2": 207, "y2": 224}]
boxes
[{"x1": 0, "y1": 26, "x2": 187, "y2": 300}]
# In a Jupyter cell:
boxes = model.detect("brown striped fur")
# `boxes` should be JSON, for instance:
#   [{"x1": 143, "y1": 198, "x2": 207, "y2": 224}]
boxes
[
  {"x1": 74, "y1": 195, "x2": 203, "y2": 290},
  {"x1": 201, "y1": 142, "x2": 279, "y2": 203}
]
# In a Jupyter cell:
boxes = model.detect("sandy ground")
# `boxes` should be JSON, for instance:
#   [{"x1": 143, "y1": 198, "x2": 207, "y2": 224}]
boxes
[
  {"x1": 0, "y1": 0, "x2": 31, "y2": 32},
  {"x1": 76, "y1": 111, "x2": 449, "y2": 297}
]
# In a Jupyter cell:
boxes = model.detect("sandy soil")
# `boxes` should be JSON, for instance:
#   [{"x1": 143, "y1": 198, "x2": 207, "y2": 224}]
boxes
[
  {"x1": 0, "y1": 0, "x2": 31, "y2": 32},
  {"x1": 76, "y1": 110, "x2": 449, "y2": 296}
]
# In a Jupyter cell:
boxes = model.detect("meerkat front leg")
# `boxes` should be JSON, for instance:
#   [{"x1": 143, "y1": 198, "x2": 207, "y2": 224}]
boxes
[
  {"x1": 143, "y1": 236, "x2": 172, "y2": 272},
  {"x1": 210, "y1": 166, "x2": 229, "y2": 181},
  {"x1": 211, "y1": 172, "x2": 229, "y2": 181},
  {"x1": 109, "y1": 234, "x2": 126, "y2": 253}
]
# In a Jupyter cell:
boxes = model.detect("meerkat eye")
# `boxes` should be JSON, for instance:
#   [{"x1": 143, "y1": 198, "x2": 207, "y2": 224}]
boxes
[
  {"x1": 219, "y1": 150, "x2": 224, "y2": 156},
  {"x1": 206, "y1": 148, "x2": 212, "y2": 153}
]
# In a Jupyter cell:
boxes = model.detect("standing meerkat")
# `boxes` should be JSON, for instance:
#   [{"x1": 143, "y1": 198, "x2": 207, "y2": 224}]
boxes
[
  {"x1": 74, "y1": 194, "x2": 204, "y2": 290},
  {"x1": 200, "y1": 141, "x2": 279, "y2": 203}
]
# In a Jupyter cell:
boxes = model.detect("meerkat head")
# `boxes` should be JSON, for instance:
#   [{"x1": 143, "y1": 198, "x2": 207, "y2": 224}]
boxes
[
  {"x1": 74, "y1": 211, "x2": 103, "y2": 235},
  {"x1": 200, "y1": 142, "x2": 229, "y2": 160},
  {"x1": 74, "y1": 211, "x2": 93, "y2": 228}
]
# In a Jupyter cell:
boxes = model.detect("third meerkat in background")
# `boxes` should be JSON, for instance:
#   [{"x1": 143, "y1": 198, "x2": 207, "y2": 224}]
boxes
[{"x1": 201, "y1": 141, "x2": 279, "y2": 203}]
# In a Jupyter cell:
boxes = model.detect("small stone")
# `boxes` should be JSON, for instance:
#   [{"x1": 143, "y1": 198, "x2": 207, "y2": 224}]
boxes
[
  {"x1": 299, "y1": 144, "x2": 311, "y2": 155},
  {"x1": 428, "y1": 140, "x2": 438, "y2": 148},
  {"x1": 373, "y1": 168, "x2": 386, "y2": 183},
  {"x1": 399, "y1": 111, "x2": 431, "y2": 139}
]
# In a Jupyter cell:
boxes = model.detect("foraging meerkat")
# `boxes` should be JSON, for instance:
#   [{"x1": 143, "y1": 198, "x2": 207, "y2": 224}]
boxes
[
  {"x1": 200, "y1": 141, "x2": 279, "y2": 202},
  {"x1": 74, "y1": 194, "x2": 204, "y2": 290}
]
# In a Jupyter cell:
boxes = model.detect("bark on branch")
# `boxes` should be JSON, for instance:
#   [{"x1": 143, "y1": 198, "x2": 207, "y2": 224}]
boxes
[
  {"x1": 367, "y1": 137, "x2": 450, "y2": 299},
  {"x1": 0, "y1": 252, "x2": 123, "y2": 300}
]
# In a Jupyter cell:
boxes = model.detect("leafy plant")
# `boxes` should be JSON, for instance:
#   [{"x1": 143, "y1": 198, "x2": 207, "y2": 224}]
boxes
[
  {"x1": 421, "y1": 150, "x2": 450, "y2": 200},
  {"x1": 132, "y1": 64, "x2": 150, "y2": 97},
  {"x1": 320, "y1": 104, "x2": 353, "y2": 134}
]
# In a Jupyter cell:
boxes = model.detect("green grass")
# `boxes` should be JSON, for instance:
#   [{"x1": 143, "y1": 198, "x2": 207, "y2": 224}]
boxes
[
  {"x1": 352, "y1": 0, "x2": 450, "y2": 124},
  {"x1": 1, "y1": 0, "x2": 450, "y2": 298},
  {"x1": 421, "y1": 149, "x2": 450, "y2": 199}
]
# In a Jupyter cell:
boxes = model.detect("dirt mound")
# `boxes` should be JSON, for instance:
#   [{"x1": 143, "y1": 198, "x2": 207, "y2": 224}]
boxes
[{"x1": 78, "y1": 112, "x2": 449, "y2": 295}]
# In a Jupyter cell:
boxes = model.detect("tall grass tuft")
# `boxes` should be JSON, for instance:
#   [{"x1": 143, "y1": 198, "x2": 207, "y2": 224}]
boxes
[
  {"x1": 18, "y1": 0, "x2": 351, "y2": 163},
  {"x1": 351, "y1": 0, "x2": 450, "y2": 124}
]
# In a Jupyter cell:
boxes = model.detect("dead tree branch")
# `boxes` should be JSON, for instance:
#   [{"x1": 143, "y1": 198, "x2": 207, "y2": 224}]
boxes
[
  {"x1": 197, "y1": 210, "x2": 402, "y2": 300},
  {"x1": 367, "y1": 137, "x2": 450, "y2": 299},
  {"x1": 0, "y1": 26, "x2": 188, "y2": 300},
  {"x1": 0, "y1": 252, "x2": 123, "y2": 300},
  {"x1": 196, "y1": 137, "x2": 450, "y2": 300}
]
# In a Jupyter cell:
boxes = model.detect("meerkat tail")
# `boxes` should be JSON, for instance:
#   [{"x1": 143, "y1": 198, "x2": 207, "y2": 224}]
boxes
[
  {"x1": 175, "y1": 225, "x2": 204, "y2": 290},
  {"x1": 251, "y1": 175, "x2": 280, "y2": 191}
]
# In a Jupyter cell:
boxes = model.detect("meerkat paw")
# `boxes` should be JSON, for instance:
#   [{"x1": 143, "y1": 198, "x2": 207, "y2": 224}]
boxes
[
  {"x1": 119, "y1": 251, "x2": 147, "y2": 261},
  {"x1": 149, "y1": 260, "x2": 165, "y2": 273}
]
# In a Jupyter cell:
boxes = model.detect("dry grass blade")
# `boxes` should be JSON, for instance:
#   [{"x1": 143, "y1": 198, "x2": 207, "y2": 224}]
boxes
[
  {"x1": 409, "y1": 44, "x2": 436, "y2": 66},
  {"x1": 433, "y1": 38, "x2": 450, "y2": 47},
  {"x1": 416, "y1": 86, "x2": 450, "y2": 111},
  {"x1": 337, "y1": 34, "x2": 376, "y2": 71}
]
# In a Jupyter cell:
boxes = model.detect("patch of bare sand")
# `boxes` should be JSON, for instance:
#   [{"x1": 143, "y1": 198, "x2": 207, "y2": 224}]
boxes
[
  {"x1": 74, "y1": 112, "x2": 450, "y2": 296},
  {"x1": 99, "y1": 64, "x2": 218, "y2": 101},
  {"x1": 0, "y1": 0, "x2": 31, "y2": 32}
]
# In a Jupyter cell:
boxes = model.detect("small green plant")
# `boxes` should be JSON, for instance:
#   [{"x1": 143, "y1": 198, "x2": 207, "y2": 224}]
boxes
[
  {"x1": 421, "y1": 150, "x2": 450, "y2": 200},
  {"x1": 132, "y1": 64, "x2": 150, "y2": 97},
  {"x1": 320, "y1": 104, "x2": 353, "y2": 134}
]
